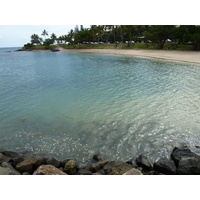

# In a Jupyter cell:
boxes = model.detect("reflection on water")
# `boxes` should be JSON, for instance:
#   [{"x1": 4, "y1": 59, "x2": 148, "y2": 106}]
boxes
[{"x1": 1, "y1": 50, "x2": 200, "y2": 162}]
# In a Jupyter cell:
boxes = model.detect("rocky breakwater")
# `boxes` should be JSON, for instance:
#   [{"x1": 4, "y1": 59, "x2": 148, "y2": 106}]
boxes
[{"x1": 1, "y1": 146, "x2": 200, "y2": 175}]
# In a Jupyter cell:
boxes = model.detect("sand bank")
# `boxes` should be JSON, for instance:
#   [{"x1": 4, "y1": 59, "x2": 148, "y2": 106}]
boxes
[{"x1": 59, "y1": 48, "x2": 200, "y2": 65}]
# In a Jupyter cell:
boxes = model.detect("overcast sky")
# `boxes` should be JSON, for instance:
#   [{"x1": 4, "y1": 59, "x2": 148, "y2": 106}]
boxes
[{"x1": 0, "y1": 25, "x2": 90, "y2": 47}]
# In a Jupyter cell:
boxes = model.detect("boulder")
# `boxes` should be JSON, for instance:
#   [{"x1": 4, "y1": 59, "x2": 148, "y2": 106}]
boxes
[
  {"x1": 0, "y1": 153, "x2": 11, "y2": 164},
  {"x1": 76, "y1": 169, "x2": 92, "y2": 175},
  {"x1": 177, "y1": 157, "x2": 200, "y2": 175},
  {"x1": 1, "y1": 151, "x2": 23, "y2": 159},
  {"x1": 11, "y1": 157, "x2": 25, "y2": 168},
  {"x1": 15, "y1": 157, "x2": 44, "y2": 174},
  {"x1": 33, "y1": 165, "x2": 67, "y2": 175},
  {"x1": 171, "y1": 146, "x2": 198, "y2": 166},
  {"x1": 93, "y1": 154, "x2": 103, "y2": 161},
  {"x1": 90, "y1": 160, "x2": 109, "y2": 172},
  {"x1": 123, "y1": 168, "x2": 143, "y2": 175},
  {"x1": 64, "y1": 160, "x2": 77, "y2": 175},
  {"x1": 22, "y1": 172, "x2": 30, "y2": 175},
  {"x1": 50, "y1": 48, "x2": 60, "y2": 52},
  {"x1": 136, "y1": 155, "x2": 152, "y2": 169},
  {"x1": 171, "y1": 146, "x2": 200, "y2": 175},
  {"x1": 103, "y1": 161, "x2": 133, "y2": 175},
  {"x1": 125, "y1": 160, "x2": 138, "y2": 168},
  {"x1": 153, "y1": 158, "x2": 177, "y2": 175},
  {"x1": 60, "y1": 159, "x2": 71, "y2": 168},
  {"x1": 92, "y1": 172, "x2": 102, "y2": 175},
  {"x1": 0, "y1": 162, "x2": 20, "y2": 175},
  {"x1": 45, "y1": 157, "x2": 60, "y2": 168}
]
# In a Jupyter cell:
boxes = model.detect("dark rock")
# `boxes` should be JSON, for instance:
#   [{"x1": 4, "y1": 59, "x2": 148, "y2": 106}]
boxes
[
  {"x1": 177, "y1": 157, "x2": 200, "y2": 175},
  {"x1": 0, "y1": 153, "x2": 11, "y2": 164},
  {"x1": 171, "y1": 146, "x2": 198, "y2": 167},
  {"x1": 59, "y1": 167, "x2": 64, "y2": 171},
  {"x1": 15, "y1": 157, "x2": 44, "y2": 174},
  {"x1": 60, "y1": 159, "x2": 71, "y2": 168},
  {"x1": 93, "y1": 154, "x2": 103, "y2": 161},
  {"x1": 171, "y1": 146, "x2": 200, "y2": 175},
  {"x1": 33, "y1": 165, "x2": 67, "y2": 175},
  {"x1": 1, "y1": 151, "x2": 23, "y2": 159},
  {"x1": 122, "y1": 168, "x2": 143, "y2": 175},
  {"x1": 90, "y1": 160, "x2": 109, "y2": 172},
  {"x1": 10, "y1": 157, "x2": 25, "y2": 168},
  {"x1": 125, "y1": 159, "x2": 138, "y2": 168},
  {"x1": 76, "y1": 169, "x2": 92, "y2": 175},
  {"x1": 0, "y1": 162, "x2": 20, "y2": 175},
  {"x1": 22, "y1": 172, "x2": 30, "y2": 175},
  {"x1": 78, "y1": 162, "x2": 90, "y2": 170},
  {"x1": 92, "y1": 172, "x2": 102, "y2": 175},
  {"x1": 64, "y1": 160, "x2": 78, "y2": 175},
  {"x1": 45, "y1": 157, "x2": 60, "y2": 168},
  {"x1": 136, "y1": 155, "x2": 153, "y2": 169},
  {"x1": 50, "y1": 48, "x2": 60, "y2": 52},
  {"x1": 153, "y1": 158, "x2": 177, "y2": 175},
  {"x1": 103, "y1": 161, "x2": 133, "y2": 175}
]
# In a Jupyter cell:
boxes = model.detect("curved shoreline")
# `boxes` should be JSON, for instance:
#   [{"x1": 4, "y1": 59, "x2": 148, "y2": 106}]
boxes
[{"x1": 59, "y1": 48, "x2": 200, "y2": 65}]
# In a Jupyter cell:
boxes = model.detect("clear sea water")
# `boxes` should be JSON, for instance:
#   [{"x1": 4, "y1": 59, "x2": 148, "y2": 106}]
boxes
[{"x1": 1, "y1": 47, "x2": 200, "y2": 162}]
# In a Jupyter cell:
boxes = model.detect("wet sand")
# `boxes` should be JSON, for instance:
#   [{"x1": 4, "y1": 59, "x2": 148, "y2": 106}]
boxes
[{"x1": 59, "y1": 48, "x2": 200, "y2": 65}]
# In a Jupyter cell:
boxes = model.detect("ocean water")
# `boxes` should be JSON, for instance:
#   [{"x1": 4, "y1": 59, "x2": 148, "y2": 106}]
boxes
[{"x1": 1, "y1": 47, "x2": 200, "y2": 162}]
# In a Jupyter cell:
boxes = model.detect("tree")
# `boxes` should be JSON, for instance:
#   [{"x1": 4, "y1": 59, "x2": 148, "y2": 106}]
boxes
[
  {"x1": 31, "y1": 34, "x2": 41, "y2": 45},
  {"x1": 143, "y1": 25, "x2": 175, "y2": 49},
  {"x1": 43, "y1": 38, "x2": 54, "y2": 48},
  {"x1": 183, "y1": 25, "x2": 200, "y2": 50},
  {"x1": 50, "y1": 33, "x2": 57, "y2": 43},
  {"x1": 67, "y1": 29, "x2": 75, "y2": 44},
  {"x1": 41, "y1": 29, "x2": 48, "y2": 40}
]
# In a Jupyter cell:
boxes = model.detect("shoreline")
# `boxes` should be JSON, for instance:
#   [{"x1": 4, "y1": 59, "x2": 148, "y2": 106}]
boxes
[
  {"x1": 1, "y1": 145, "x2": 200, "y2": 175},
  {"x1": 59, "y1": 48, "x2": 200, "y2": 65}
]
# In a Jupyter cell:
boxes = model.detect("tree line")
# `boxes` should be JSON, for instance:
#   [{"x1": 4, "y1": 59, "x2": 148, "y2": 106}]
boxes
[{"x1": 24, "y1": 25, "x2": 200, "y2": 50}]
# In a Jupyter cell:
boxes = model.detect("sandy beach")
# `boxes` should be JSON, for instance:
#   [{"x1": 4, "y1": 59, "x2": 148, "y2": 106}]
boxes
[{"x1": 59, "y1": 48, "x2": 200, "y2": 65}]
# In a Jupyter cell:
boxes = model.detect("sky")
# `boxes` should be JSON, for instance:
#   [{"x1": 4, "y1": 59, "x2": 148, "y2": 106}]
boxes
[{"x1": 0, "y1": 25, "x2": 91, "y2": 47}]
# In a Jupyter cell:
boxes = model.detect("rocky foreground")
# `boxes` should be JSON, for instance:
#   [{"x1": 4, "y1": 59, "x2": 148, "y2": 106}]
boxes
[{"x1": 1, "y1": 146, "x2": 200, "y2": 175}]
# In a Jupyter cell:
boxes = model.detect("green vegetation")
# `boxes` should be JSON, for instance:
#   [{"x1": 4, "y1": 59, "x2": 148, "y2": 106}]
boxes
[{"x1": 22, "y1": 25, "x2": 200, "y2": 51}]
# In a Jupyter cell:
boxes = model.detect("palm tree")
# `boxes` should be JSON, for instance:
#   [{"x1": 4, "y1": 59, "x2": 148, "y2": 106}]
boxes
[
  {"x1": 31, "y1": 34, "x2": 41, "y2": 45},
  {"x1": 41, "y1": 29, "x2": 48, "y2": 40},
  {"x1": 50, "y1": 33, "x2": 57, "y2": 43}
]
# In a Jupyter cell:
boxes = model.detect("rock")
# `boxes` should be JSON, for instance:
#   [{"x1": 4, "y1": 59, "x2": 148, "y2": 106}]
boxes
[
  {"x1": 33, "y1": 165, "x2": 67, "y2": 175},
  {"x1": 0, "y1": 162, "x2": 20, "y2": 175},
  {"x1": 93, "y1": 154, "x2": 103, "y2": 161},
  {"x1": 123, "y1": 168, "x2": 143, "y2": 175},
  {"x1": 22, "y1": 172, "x2": 30, "y2": 175},
  {"x1": 60, "y1": 159, "x2": 71, "y2": 168},
  {"x1": 16, "y1": 157, "x2": 44, "y2": 174},
  {"x1": 103, "y1": 161, "x2": 133, "y2": 175},
  {"x1": 125, "y1": 160, "x2": 138, "y2": 168},
  {"x1": 0, "y1": 153, "x2": 11, "y2": 163},
  {"x1": 64, "y1": 160, "x2": 77, "y2": 174},
  {"x1": 171, "y1": 146, "x2": 200, "y2": 175},
  {"x1": 177, "y1": 157, "x2": 200, "y2": 175},
  {"x1": 171, "y1": 146, "x2": 199, "y2": 166},
  {"x1": 1, "y1": 151, "x2": 23, "y2": 159},
  {"x1": 45, "y1": 157, "x2": 60, "y2": 168},
  {"x1": 50, "y1": 48, "x2": 60, "y2": 52},
  {"x1": 77, "y1": 169, "x2": 92, "y2": 175},
  {"x1": 11, "y1": 157, "x2": 25, "y2": 168},
  {"x1": 92, "y1": 172, "x2": 102, "y2": 175},
  {"x1": 153, "y1": 158, "x2": 177, "y2": 175},
  {"x1": 90, "y1": 160, "x2": 109, "y2": 172},
  {"x1": 78, "y1": 162, "x2": 90, "y2": 170},
  {"x1": 136, "y1": 155, "x2": 152, "y2": 169}
]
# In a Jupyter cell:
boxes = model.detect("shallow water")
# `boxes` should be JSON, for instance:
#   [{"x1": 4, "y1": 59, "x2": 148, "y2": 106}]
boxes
[{"x1": 1, "y1": 48, "x2": 200, "y2": 162}]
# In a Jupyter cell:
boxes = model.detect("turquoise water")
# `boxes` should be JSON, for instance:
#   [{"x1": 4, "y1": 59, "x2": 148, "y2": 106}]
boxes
[{"x1": 1, "y1": 48, "x2": 200, "y2": 162}]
